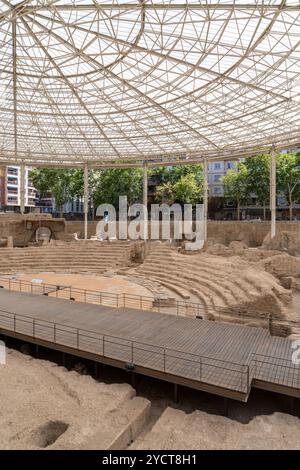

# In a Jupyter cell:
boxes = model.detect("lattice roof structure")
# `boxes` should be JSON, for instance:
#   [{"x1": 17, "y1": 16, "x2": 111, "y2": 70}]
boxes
[{"x1": 0, "y1": 1, "x2": 300, "y2": 167}]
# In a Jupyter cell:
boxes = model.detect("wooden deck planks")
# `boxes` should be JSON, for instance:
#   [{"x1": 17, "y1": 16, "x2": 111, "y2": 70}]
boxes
[{"x1": 0, "y1": 289, "x2": 299, "y2": 398}]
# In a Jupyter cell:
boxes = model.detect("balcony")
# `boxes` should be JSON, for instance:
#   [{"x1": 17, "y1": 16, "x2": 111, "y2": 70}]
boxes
[
  {"x1": 7, "y1": 168, "x2": 18, "y2": 176},
  {"x1": 7, "y1": 188, "x2": 18, "y2": 195},
  {"x1": 7, "y1": 178, "x2": 18, "y2": 186}
]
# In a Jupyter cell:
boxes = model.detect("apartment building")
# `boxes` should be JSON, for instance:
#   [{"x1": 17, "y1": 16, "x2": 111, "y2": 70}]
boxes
[
  {"x1": 0, "y1": 165, "x2": 37, "y2": 210},
  {"x1": 208, "y1": 160, "x2": 237, "y2": 197}
]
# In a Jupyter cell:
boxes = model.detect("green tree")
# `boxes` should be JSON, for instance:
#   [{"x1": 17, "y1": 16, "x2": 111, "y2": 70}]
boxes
[
  {"x1": 153, "y1": 164, "x2": 203, "y2": 205},
  {"x1": 222, "y1": 163, "x2": 249, "y2": 220},
  {"x1": 31, "y1": 168, "x2": 73, "y2": 217},
  {"x1": 173, "y1": 173, "x2": 203, "y2": 205},
  {"x1": 155, "y1": 181, "x2": 175, "y2": 205},
  {"x1": 93, "y1": 168, "x2": 143, "y2": 208},
  {"x1": 155, "y1": 172, "x2": 203, "y2": 206},
  {"x1": 244, "y1": 154, "x2": 270, "y2": 220},
  {"x1": 277, "y1": 152, "x2": 300, "y2": 220},
  {"x1": 151, "y1": 164, "x2": 203, "y2": 185}
]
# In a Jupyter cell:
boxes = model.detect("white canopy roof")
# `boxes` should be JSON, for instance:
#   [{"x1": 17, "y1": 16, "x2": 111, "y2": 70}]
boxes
[{"x1": 0, "y1": 1, "x2": 300, "y2": 167}]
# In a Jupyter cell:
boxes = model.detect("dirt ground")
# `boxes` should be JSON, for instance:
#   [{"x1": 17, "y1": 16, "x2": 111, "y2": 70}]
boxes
[
  {"x1": 131, "y1": 379, "x2": 300, "y2": 450},
  {"x1": 0, "y1": 348, "x2": 146, "y2": 450},
  {"x1": 1, "y1": 349, "x2": 299, "y2": 450},
  {"x1": 131, "y1": 406, "x2": 300, "y2": 450}
]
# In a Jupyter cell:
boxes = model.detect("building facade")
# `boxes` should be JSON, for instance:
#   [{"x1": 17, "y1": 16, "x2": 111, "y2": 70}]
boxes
[
  {"x1": 0, "y1": 165, "x2": 37, "y2": 211},
  {"x1": 207, "y1": 160, "x2": 237, "y2": 197}
]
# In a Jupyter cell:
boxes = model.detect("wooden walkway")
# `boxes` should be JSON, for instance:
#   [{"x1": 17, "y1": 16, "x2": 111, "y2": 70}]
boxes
[{"x1": 0, "y1": 289, "x2": 299, "y2": 401}]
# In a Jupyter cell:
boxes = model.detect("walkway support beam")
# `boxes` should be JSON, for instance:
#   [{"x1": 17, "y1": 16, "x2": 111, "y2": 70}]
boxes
[
  {"x1": 203, "y1": 158, "x2": 208, "y2": 242},
  {"x1": 84, "y1": 163, "x2": 89, "y2": 240},
  {"x1": 270, "y1": 148, "x2": 276, "y2": 239},
  {"x1": 20, "y1": 162, "x2": 25, "y2": 215}
]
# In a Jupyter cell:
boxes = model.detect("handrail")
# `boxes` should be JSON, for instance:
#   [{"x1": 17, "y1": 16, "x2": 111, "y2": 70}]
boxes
[
  {"x1": 2, "y1": 276, "x2": 300, "y2": 340},
  {"x1": 0, "y1": 307, "x2": 246, "y2": 370},
  {"x1": 0, "y1": 307, "x2": 249, "y2": 391},
  {"x1": 0, "y1": 276, "x2": 281, "y2": 322}
]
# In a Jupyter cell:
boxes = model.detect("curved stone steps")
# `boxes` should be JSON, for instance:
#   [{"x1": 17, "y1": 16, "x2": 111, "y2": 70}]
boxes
[
  {"x1": 143, "y1": 255, "x2": 264, "y2": 300},
  {"x1": 138, "y1": 264, "x2": 240, "y2": 306},
  {"x1": 138, "y1": 267, "x2": 227, "y2": 310},
  {"x1": 142, "y1": 252, "x2": 288, "y2": 308}
]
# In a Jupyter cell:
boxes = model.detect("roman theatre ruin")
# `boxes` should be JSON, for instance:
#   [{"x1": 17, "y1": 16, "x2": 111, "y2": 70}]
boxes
[{"x1": 0, "y1": 0, "x2": 300, "y2": 450}]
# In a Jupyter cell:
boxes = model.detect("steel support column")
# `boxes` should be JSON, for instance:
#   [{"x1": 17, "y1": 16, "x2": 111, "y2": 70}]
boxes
[
  {"x1": 143, "y1": 161, "x2": 148, "y2": 240},
  {"x1": 203, "y1": 158, "x2": 208, "y2": 242},
  {"x1": 84, "y1": 163, "x2": 89, "y2": 240},
  {"x1": 270, "y1": 148, "x2": 276, "y2": 239},
  {"x1": 20, "y1": 162, "x2": 25, "y2": 215}
]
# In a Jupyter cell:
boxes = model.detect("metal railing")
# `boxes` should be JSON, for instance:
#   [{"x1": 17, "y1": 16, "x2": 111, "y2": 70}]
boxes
[
  {"x1": 0, "y1": 307, "x2": 250, "y2": 393},
  {"x1": 0, "y1": 277, "x2": 207, "y2": 318},
  {"x1": 0, "y1": 283, "x2": 299, "y2": 394},
  {"x1": 250, "y1": 352, "x2": 300, "y2": 388},
  {"x1": 1, "y1": 277, "x2": 300, "y2": 334}
]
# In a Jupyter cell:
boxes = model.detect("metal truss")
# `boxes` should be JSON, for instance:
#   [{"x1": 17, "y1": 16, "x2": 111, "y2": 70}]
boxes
[{"x1": 0, "y1": 1, "x2": 300, "y2": 167}]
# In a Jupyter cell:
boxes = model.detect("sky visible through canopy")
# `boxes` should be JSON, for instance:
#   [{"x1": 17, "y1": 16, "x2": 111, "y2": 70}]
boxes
[{"x1": 0, "y1": 1, "x2": 300, "y2": 166}]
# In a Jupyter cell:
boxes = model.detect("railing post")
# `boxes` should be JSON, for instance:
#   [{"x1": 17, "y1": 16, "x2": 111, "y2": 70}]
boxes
[
  {"x1": 199, "y1": 356, "x2": 202, "y2": 380},
  {"x1": 131, "y1": 342, "x2": 134, "y2": 363},
  {"x1": 33, "y1": 319, "x2": 35, "y2": 337},
  {"x1": 241, "y1": 368, "x2": 243, "y2": 392},
  {"x1": 84, "y1": 290, "x2": 87, "y2": 303},
  {"x1": 268, "y1": 314, "x2": 273, "y2": 335},
  {"x1": 247, "y1": 365, "x2": 250, "y2": 391},
  {"x1": 103, "y1": 336, "x2": 105, "y2": 356},
  {"x1": 163, "y1": 349, "x2": 166, "y2": 372},
  {"x1": 77, "y1": 329, "x2": 79, "y2": 349},
  {"x1": 14, "y1": 313, "x2": 16, "y2": 331},
  {"x1": 53, "y1": 323, "x2": 56, "y2": 343},
  {"x1": 31, "y1": 283, "x2": 33, "y2": 294},
  {"x1": 123, "y1": 293, "x2": 126, "y2": 308},
  {"x1": 9, "y1": 278, "x2": 11, "y2": 289}
]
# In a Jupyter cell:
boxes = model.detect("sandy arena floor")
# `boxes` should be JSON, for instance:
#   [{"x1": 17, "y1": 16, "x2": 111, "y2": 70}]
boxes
[{"x1": 18, "y1": 272, "x2": 154, "y2": 298}]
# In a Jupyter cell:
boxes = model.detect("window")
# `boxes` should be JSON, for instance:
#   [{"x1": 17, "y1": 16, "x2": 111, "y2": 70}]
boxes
[
  {"x1": 7, "y1": 177, "x2": 18, "y2": 184},
  {"x1": 213, "y1": 187, "x2": 222, "y2": 195},
  {"x1": 7, "y1": 167, "x2": 18, "y2": 176},
  {"x1": 7, "y1": 187, "x2": 18, "y2": 195},
  {"x1": 227, "y1": 162, "x2": 235, "y2": 169},
  {"x1": 213, "y1": 174, "x2": 221, "y2": 182},
  {"x1": 214, "y1": 163, "x2": 221, "y2": 170}
]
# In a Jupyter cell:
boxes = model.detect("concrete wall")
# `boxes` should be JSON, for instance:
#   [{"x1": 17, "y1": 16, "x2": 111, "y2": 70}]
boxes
[{"x1": 66, "y1": 220, "x2": 300, "y2": 246}]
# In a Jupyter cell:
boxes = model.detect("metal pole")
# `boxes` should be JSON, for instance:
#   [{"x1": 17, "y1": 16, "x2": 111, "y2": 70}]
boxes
[
  {"x1": 143, "y1": 160, "x2": 148, "y2": 240},
  {"x1": 270, "y1": 147, "x2": 276, "y2": 239},
  {"x1": 84, "y1": 162, "x2": 89, "y2": 240},
  {"x1": 203, "y1": 158, "x2": 208, "y2": 242},
  {"x1": 20, "y1": 162, "x2": 26, "y2": 215}
]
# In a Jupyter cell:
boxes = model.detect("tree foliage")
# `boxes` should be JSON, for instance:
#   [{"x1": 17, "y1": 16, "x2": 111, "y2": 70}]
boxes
[
  {"x1": 222, "y1": 163, "x2": 249, "y2": 220},
  {"x1": 154, "y1": 164, "x2": 203, "y2": 205},
  {"x1": 277, "y1": 152, "x2": 300, "y2": 219},
  {"x1": 93, "y1": 168, "x2": 143, "y2": 208}
]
